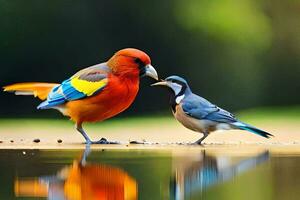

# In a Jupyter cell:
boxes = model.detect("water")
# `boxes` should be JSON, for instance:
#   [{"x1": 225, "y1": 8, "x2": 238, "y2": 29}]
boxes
[{"x1": 0, "y1": 146, "x2": 299, "y2": 200}]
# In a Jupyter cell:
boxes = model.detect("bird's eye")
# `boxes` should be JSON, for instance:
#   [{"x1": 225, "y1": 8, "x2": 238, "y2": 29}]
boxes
[
  {"x1": 134, "y1": 58, "x2": 141, "y2": 63},
  {"x1": 134, "y1": 58, "x2": 145, "y2": 69}
]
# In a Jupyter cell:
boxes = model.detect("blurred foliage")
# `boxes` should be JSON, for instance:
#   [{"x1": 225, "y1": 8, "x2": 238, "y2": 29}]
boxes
[
  {"x1": 0, "y1": 0, "x2": 299, "y2": 118},
  {"x1": 176, "y1": 0, "x2": 272, "y2": 50}
]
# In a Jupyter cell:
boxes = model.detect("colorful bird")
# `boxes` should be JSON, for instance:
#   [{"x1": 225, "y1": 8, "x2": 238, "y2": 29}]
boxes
[
  {"x1": 152, "y1": 76, "x2": 273, "y2": 144},
  {"x1": 4, "y1": 48, "x2": 158, "y2": 144}
]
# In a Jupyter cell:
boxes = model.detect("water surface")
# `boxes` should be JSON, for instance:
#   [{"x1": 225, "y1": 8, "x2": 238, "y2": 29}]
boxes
[{"x1": 0, "y1": 146, "x2": 299, "y2": 200}]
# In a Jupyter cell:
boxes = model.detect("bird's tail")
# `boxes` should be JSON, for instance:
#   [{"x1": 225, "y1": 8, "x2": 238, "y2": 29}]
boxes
[
  {"x1": 3, "y1": 82, "x2": 59, "y2": 100},
  {"x1": 232, "y1": 121, "x2": 273, "y2": 138}
]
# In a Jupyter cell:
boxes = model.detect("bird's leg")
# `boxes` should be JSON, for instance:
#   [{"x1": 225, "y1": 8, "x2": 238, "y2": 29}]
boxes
[
  {"x1": 80, "y1": 144, "x2": 91, "y2": 166},
  {"x1": 76, "y1": 123, "x2": 92, "y2": 144},
  {"x1": 75, "y1": 123, "x2": 119, "y2": 144},
  {"x1": 194, "y1": 132, "x2": 209, "y2": 145}
]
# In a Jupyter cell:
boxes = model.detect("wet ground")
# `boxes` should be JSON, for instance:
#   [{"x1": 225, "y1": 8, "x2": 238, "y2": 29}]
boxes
[{"x1": 0, "y1": 145, "x2": 299, "y2": 200}]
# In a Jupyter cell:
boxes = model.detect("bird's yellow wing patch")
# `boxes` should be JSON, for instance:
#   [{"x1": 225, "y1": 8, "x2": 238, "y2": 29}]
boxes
[{"x1": 70, "y1": 77, "x2": 108, "y2": 96}]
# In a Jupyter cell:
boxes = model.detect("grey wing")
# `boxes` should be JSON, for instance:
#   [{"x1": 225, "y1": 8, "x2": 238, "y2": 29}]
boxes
[
  {"x1": 181, "y1": 94, "x2": 219, "y2": 119},
  {"x1": 71, "y1": 62, "x2": 111, "y2": 78}
]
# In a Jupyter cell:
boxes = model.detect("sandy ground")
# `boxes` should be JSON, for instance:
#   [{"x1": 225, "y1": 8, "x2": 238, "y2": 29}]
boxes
[{"x1": 0, "y1": 118, "x2": 299, "y2": 149}]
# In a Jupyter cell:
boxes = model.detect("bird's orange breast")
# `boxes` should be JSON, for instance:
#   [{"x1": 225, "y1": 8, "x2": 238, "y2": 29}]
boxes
[{"x1": 65, "y1": 75, "x2": 139, "y2": 124}]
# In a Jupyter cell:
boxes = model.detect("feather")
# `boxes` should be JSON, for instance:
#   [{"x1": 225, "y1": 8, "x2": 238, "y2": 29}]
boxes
[
  {"x1": 232, "y1": 121, "x2": 273, "y2": 138},
  {"x1": 15, "y1": 91, "x2": 34, "y2": 96},
  {"x1": 37, "y1": 65, "x2": 109, "y2": 109},
  {"x1": 3, "y1": 82, "x2": 58, "y2": 100},
  {"x1": 71, "y1": 77, "x2": 107, "y2": 96},
  {"x1": 182, "y1": 94, "x2": 219, "y2": 119}
]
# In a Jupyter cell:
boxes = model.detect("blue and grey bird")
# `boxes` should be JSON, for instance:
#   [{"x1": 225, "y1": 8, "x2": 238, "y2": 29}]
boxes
[{"x1": 152, "y1": 76, "x2": 273, "y2": 144}]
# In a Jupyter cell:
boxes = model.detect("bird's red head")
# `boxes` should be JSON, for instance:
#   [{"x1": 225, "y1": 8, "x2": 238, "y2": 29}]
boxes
[{"x1": 107, "y1": 48, "x2": 158, "y2": 80}]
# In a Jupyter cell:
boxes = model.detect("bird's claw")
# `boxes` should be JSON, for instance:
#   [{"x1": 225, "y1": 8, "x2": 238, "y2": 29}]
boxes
[
  {"x1": 191, "y1": 141, "x2": 205, "y2": 146},
  {"x1": 94, "y1": 138, "x2": 120, "y2": 144},
  {"x1": 85, "y1": 138, "x2": 120, "y2": 145}
]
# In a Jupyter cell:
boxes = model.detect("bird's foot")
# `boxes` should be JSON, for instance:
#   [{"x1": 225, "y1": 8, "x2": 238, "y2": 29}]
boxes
[
  {"x1": 129, "y1": 139, "x2": 149, "y2": 144},
  {"x1": 192, "y1": 142, "x2": 205, "y2": 146},
  {"x1": 93, "y1": 138, "x2": 120, "y2": 144},
  {"x1": 193, "y1": 134, "x2": 208, "y2": 146},
  {"x1": 129, "y1": 140, "x2": 144, "y2": 144},
  {"x1": 85, "y1": 138, "x2": 120, "y2": 145}
]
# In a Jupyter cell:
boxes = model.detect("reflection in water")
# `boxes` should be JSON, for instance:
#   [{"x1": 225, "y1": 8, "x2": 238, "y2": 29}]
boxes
[
  {"x1": 14, "y1": 146, "x2": 137, "y2": 200},
  {"x1": 13, "y1": 147, "x2": 270, "y2": 200},
  {"x1": 171, "y1": 151, "x2": 269, "y2": 200}
]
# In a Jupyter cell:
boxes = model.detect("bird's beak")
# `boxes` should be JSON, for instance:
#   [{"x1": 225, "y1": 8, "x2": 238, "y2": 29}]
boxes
[
  {"x1": 145, "y1": 64, "x2": 158, "y2": 80},
  {"x1": 151, "y1": 79, "x2": 168, "y2": 87}
]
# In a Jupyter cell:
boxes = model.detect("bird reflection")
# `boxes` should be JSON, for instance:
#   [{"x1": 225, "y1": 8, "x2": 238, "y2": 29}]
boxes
[
  {"x1": 171, "y1": 150, "x2": 269, "y2": 200},
  {"x1": 14, "y1": 146, "x2": 137, "y2": 200}
]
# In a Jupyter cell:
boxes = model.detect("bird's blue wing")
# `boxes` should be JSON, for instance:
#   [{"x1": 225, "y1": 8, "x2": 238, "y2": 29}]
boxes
[
  {"x1": 37, "y1": 63, "x2": 110, "y2": 109},
  {"x1": 181, "y1": 94, "x2": 219, "y2": 119},
  {"x1": 204, "y1": 108, "x2": 237, "y2": 123},
  {"x1": 181, "y1": 92, "x2": 272, "y2": 138},
  {"x1": 182, "y1": 94, "x2": 237, "y2": 123}
]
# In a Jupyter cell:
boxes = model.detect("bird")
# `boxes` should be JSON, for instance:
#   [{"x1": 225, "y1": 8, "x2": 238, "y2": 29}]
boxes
[
  {"x1": 152, "y1": 75, "x2": 273, "y2": 144},
  {"x1": 4, "y1": 48, "x2": 158, "y2": 144}
]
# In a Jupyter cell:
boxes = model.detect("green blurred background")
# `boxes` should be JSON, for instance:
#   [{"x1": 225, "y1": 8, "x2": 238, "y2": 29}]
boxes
[{"x1": 1, "y1": 0, "x2": 299, "y2": 118}]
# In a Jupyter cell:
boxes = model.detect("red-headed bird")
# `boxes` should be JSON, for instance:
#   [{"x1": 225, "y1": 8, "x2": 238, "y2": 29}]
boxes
[{"x1": 4, "y1": 48, "x2": 158, "y2": 144}]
